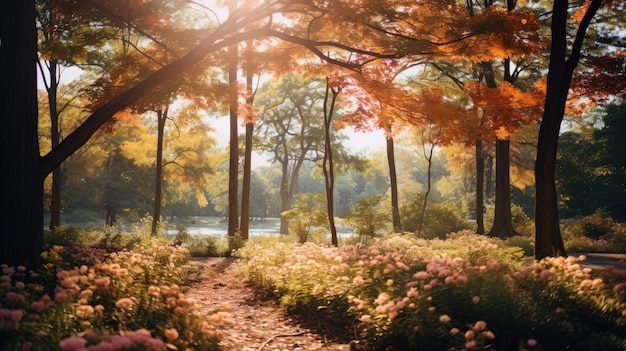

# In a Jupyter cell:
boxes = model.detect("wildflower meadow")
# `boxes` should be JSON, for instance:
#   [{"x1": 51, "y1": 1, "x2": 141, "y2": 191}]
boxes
[
  {"x1": 0, "y1": 230, "x2": 224, "y2": 351},
  {"x1": 236, "y1": 232, "x2": 626, "y2": 351},
  {"x1": 2, "y1": 225, "x2": 626, "y2": 351}
]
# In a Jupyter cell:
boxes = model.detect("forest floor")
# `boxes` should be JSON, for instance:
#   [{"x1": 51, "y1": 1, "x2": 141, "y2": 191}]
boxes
[{"x1": 185, "y1": 257, "x2": 356, "y2": 351}]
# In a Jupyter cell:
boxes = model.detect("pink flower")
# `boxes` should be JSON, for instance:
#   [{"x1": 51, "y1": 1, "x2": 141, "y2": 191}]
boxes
[
  {"x1": 5, "y1": 292, "x2": 26, "y2": 304},
  {"x1": 54, "y1": 291, "x2": 69, "y2": 303},
  {"x1": 76, "y1": 305, "x2": 94, "y2": 319},
  {"x1": 450, "y1": 328, "x2": 460, "y2": 335},
  {"x1": 539, "y1": 269, "x2": 553, "y2": 280},
  {"x1": 95, "y1": 341, "x2": 115, "y2": 351},
  {"x1": 465, "y1": 340, "x2": 476, "y2": 349},
  {"x1": 412, "y1": 271, "x2": 430, "y2": 280},
  {"x1": 439, "y1": 314, "x2": 451, "y2": 323},
  {"x1": 115, "y1": 298, "x2": 135, "y2": 309},
  {"x1": 472, "y1": 296, "x2": 481, "y2": 304},
  {"x1": 473, "y1": 320, "x2": 487, "y2": 331},
  {"x1": 94, "y1": 276, "x2": 110, "y2": 289},
  {"x1": 527, "y1": 339, "x2": 538, "y2": 347},
  {"x1": 465, "y1": 330, "x2": 475, "y2": 340},
  {"x1": 374, "y1": 293, "x2": 390, "y2": 305},
  {"x1": 94, "y1": 305, "x2": 105, "y2": 314},
  {"x1": 164, "y1": 328, "x2": 179, "y2": 341},
  {"x1": 110, "y1": 335, "x2": 133, "y2": 349},
  {"x1": 10, "y1": 309, "x2": 23, "y2": 322},
  {"x1": 59, "y1": 337, "x2": 87, "y2": 351},
  {"x1": 29, "y1": 301, "x2": 45, "y2": 313}
]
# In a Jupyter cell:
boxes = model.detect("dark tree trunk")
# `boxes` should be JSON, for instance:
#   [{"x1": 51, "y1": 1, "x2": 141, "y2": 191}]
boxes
[
  {"x1": 485, "y1": 154, "x2": 494, "y2": 200},
  {"x1": 47, "y1": 60, "x2": 62, "y2": 229},
  {"x1": 0, "y1": 0, "x2": 44, "y2": 269},
  {"x1": 279, "y1": 153, "x2": 305, "y2": 235},
  {"x1": 151, "y1": 106, "x2": 168, "y2": 236},
  {"x1": 279, "y1": 168, "x2": 290, "y2": 235},
  {"x1": 386, "y1": 130, "x2": 402, "y2": 232},
  {"x1": 487, "y1": 138, "x2": 518, "y2": 238},
  {"x1": 323, "y1": 81, "x2": 339, "y2": 246},
  {"x1": 475, "y1": 139, "x2": 485, "y2": 234},
  {"x1": 239, "y1": 71, "x2": 254, "y2": 241},
  {"x1": 106, "y1": 205, "x2": 116, "y2": 226},
  {"x1": 535, "y1": 0, "x2": 601, "y2": 259},
  {"x1": 417, "y1": 143, "x2": 435, "y2": 237},
  {"x1": 227, "y1": 34, "x2": 239, "y2": 238}
]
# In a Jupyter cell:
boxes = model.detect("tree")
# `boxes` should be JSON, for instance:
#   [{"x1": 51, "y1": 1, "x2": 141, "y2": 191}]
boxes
[
  {"x1": 534, "y1": 0, "x2": 602, "y2": 259},
  {"x1": 253, "y1": 73, "x2": 330, "y2": 234},
  {"x1": 226, "y1": 0, "x2": 240, "y2": 238},
  {"x1": 282, "y1": 193, "x2": 328, "y2": 243},
  {"x1": 343, "y1": 195, "x2": 389, "y2": 243},
  {"x1": 1, "y1": 0, "x2": 44, "y2": 269},
  {"x1": 36, "y1": 0, "x2": 116, "y2": 228},
  {"x1": 593, "y1": 104, "x2": 626, "y2": 219},
  {"x1": 322, "y1": 77, "x2": 341, "y2": 246},
  {"x1": 414, "y1": 125, "x2": 443, "y2": 237}
]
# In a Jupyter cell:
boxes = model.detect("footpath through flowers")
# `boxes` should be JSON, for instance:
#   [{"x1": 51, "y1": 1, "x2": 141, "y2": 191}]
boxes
[{"x1": 186, "y1": 257, "x2": 352, "y2": 351}]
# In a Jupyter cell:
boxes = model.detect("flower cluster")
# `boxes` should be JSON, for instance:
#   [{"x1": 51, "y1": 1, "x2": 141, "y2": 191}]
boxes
[
  {"x1": 238, "y1": 233, "x2": 626, "y2": 350},
  {"x1": 1, "y1": 238, "x2": 222, "y2": 351}
]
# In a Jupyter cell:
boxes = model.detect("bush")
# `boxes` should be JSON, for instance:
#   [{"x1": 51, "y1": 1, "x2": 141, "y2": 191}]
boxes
[
  {"x1": 237, "y1": 235, "x2": 626, "y2": 351},
  {"x1": 282, "y1": 193, "x2": 329, "y2": 244},
  {"x1": 419, "y1": 203, "x2": 473, "y2": 239},
  {"x1": 0, "y1": 236, "x2": 223, "y2": 351},
  {"x1": 342, "y1": 195, "x2": 390, "y2": 243},
  {"x1": 562, "y1": 212, "x2": 626, "y2": 252},
  {"x1": 43, "y1": 226, "x2": 82, "y2": 247}
]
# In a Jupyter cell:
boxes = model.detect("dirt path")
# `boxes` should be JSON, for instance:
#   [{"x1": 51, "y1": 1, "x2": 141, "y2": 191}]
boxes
[{"x1": 185, "y1": 257, "x2": 353, "y2": 351}]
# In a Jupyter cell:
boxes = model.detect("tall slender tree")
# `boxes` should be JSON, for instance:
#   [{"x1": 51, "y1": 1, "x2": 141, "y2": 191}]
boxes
[
  {"x1": 535, "y1": 0, "x2": 603, "y2": 258},
  {"x1": 322, "y1": 77, "x2": 341, "y2": 246}
]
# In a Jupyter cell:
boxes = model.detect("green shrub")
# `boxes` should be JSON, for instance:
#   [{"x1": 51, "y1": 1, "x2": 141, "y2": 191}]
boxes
[
  {"x1": 43, "y1": 226, "x2": 82, "y2": 247},
  {"x1": 342, "y1": 195, "x2": 390, "y2": 243},
  {"x1": 282, "y1": 193, "x2": 329, "y2": 243},
  {"x1": 227, "y1": 232, "x2": 246, "y2": 256},
  {"x1": 419, "y1": 203, "x2": 472, "y2": 239},
  {"x1": 510, "y1": 205, "x2": 534, "y2": 237},
  {"x1": 562, "y1": 212, "x2": 626, "y2": 252},
  {"x1": 504, "y1": 235, "x2": 534, "y2": 257}
]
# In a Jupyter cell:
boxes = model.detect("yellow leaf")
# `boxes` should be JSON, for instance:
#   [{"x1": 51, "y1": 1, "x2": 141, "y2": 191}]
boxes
[{"x1": 495, "y1": 126, "x2": 510, "y2": 140}]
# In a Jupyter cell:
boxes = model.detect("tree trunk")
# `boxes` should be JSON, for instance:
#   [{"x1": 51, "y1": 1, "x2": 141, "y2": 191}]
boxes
[
  {"x1": 386, "y1": 130, "x2": 402, "y2": 232},
  {"x1": 0, "y1": 0, "x2": 44, "y2": 269},
  {"x1": 227, "y1": 24, "x2": 239, "y2": 237},
  {"x1": 475, "y1": 138, "x2": 485, "y2": 234},
  {"x1": 485, "y1": 154, "x2": 494, "y2": 201},
  {"x1": 240, "y1": 70, "x2": 254, "y2": 240},
  {"x1": 535, "y1": 0, "x2": 601, "y2": 259},
  {"x1": 487, "y1": 138, "x2": 518, "y2": 238},
  {"x1": 417, "y1": 142, "x2": 435, "y2": 237},
  {"x1": 47, "y1": 59, "x2": 62, "y2": 229},
  {"x1": 279, "y1": 162, "x2": 290, "y2": 235},
  {"x1": 323, "y1": 81, "x2": 339, "y2": 246},
  {"x1": 106, "y1": 204, "x2": 117, "y2": 226},
  {"x1": 151, "y1": 106, "x2": 167, "y2": 236}
]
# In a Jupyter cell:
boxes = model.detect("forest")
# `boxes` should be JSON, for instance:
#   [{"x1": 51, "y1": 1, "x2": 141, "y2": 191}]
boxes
[{"x1": 1, "y1": 0, "x2": 625, "y2": 350}]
